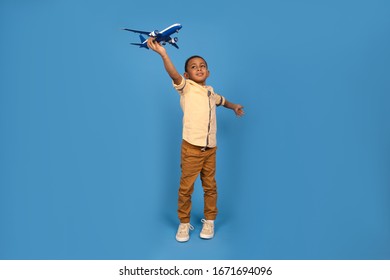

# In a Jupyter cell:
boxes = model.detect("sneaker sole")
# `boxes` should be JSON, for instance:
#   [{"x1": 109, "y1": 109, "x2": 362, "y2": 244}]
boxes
[
  {"x1": 200, "y1": 233, "x2": 214, "y2": 239},
  {"x1": 176, "y1": 236, "x2": 190, "y2": 242}
]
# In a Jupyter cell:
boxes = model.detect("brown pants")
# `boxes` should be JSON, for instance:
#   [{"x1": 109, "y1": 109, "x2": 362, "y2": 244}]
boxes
[{"x1": 178, "y1": 140, "x2": 218, "y2": 223}]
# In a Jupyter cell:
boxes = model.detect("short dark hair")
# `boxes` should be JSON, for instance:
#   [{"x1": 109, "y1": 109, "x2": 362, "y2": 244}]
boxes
[{"x1": 184, "y1": 55, "x2": 208, "y2": 72}]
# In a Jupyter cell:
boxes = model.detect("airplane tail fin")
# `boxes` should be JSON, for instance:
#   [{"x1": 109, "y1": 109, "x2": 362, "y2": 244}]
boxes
[
  {"x1": 130, "y1": 34, "x2": 149, "y2": 49},
  {"x1": 139, "y1": 34, "x2": 146, "y2": 42}
]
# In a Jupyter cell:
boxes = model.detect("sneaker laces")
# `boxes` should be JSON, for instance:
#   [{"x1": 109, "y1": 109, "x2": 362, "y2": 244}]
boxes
[
  {"x1": 201, "y1": 219, "x2": 213, "y2": 231},
  {"x1": 178, "y1": 223, "x2": 194, "y2": 234}
]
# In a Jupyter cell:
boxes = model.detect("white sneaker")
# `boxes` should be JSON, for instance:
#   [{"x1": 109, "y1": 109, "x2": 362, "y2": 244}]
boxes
[
  {"x1": 176, "y1": 223, "x2": 194, "y2": 242},
  {"x1": 200, "y1": 219, "x2": 214, "y2": 239}
]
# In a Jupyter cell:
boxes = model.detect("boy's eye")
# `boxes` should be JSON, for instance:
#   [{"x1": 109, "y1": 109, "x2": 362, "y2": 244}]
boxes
[{"x1": 191, "y1": 65, "x2": 206, "y2": 70}]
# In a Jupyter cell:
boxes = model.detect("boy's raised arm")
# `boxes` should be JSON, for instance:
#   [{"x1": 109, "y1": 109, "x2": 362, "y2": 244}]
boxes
[{"x1": 147, "y1": 38, "x2": 183, "y2": 85}]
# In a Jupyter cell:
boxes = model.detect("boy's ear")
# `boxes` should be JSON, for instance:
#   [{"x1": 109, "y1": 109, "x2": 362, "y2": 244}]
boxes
[{"x1": 183, "y1": 72, "x2": 189, "y2": 79}]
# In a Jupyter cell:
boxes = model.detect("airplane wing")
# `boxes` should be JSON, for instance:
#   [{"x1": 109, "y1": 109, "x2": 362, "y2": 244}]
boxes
[
  {"x1": 165, "y1": 36, "x2": 179, "y2": 49},
  {"x1": 123, "y1": 28, "x2": 150, "y2": 35},
  {"x1": 170, "y1": 42, "x2": 179, "y2": 49}
]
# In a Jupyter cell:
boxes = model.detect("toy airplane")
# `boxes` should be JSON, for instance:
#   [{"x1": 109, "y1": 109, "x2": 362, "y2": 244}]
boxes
[{"x1": 123, "y1": 23, "x2": 182, "y2": 49}]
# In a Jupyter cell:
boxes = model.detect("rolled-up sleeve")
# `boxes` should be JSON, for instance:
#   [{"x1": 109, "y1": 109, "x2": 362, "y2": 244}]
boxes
[
  {"x1": 173, "y1": 75, "x2": 186, "y2": 95},
  {"x1": 215, "y1": 93, "x2": 225, "y2": 106}
]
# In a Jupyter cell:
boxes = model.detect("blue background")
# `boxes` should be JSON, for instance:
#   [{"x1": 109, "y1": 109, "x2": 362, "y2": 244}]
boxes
[{"x1": 1, "y1": 0, "x2": 390, "y2": 259}]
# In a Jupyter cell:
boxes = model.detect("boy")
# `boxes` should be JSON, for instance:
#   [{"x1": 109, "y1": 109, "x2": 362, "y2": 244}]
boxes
[{"x1": 147, "y1": 38, "x2": 244, "y2": 242}]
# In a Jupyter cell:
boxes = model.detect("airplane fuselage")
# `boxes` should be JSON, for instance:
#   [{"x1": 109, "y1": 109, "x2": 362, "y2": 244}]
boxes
[{"x1": 148, "y1": 23, "x2": 182, "y2": 47}]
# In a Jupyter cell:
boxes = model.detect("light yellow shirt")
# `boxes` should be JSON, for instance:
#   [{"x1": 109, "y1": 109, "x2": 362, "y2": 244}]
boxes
[{"x1": 173, "y1": 76, "x2": 225, "y2": 148}]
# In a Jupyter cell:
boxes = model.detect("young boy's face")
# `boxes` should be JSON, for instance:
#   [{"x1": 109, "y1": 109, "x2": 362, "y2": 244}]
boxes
[{"x1": 184, "y1": 57, "x2": 209, "y2": 85}]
